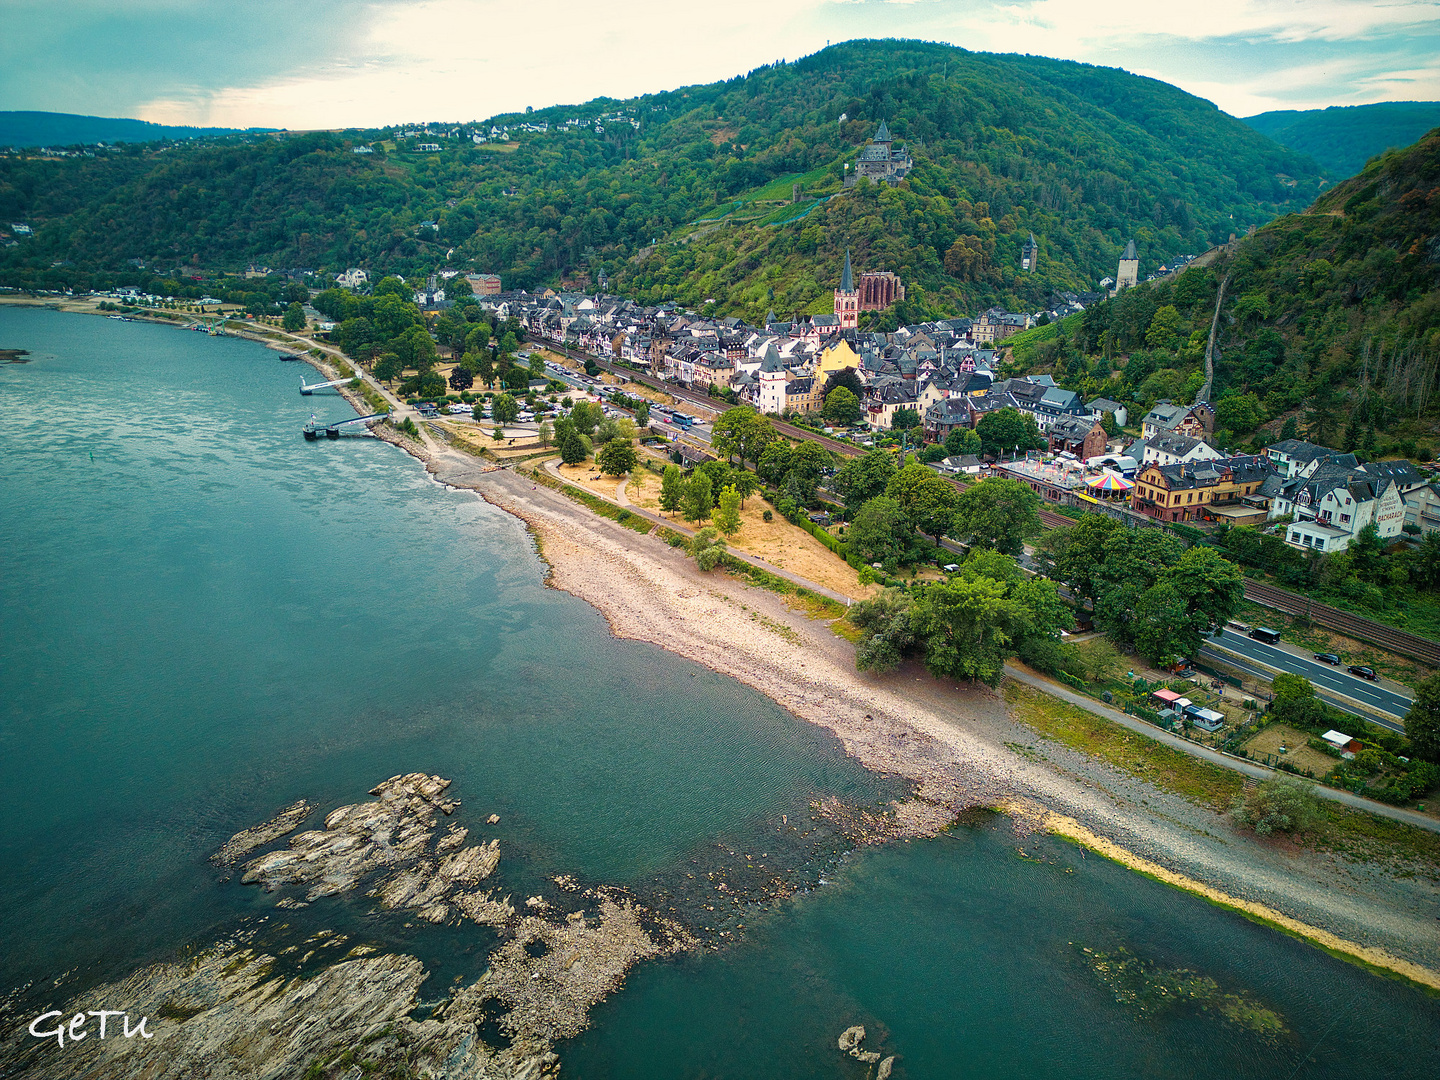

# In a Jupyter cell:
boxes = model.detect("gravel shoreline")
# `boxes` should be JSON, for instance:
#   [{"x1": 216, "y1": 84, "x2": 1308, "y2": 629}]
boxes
[{"x1": 372, "y1": 429, "x2": 1440, "y2": 985}]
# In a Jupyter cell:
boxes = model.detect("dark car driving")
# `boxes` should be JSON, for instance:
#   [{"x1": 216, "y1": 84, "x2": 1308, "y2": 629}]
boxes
[
  {"x1": 1314, "y1": 653, "x2": 1341, "y2": 665},
  {"x1": 1348, "y1": 665, "x2": 1378, "y2": 680}
]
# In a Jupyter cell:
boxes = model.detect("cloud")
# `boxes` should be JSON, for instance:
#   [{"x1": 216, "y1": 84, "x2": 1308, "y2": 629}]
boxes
[{"x1": 4, "y1": 0, "x2": 1438, "y2": 127}]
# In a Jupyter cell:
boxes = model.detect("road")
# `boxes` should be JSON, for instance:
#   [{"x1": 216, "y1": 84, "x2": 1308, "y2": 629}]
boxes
[{"x1": 1205, "y1": 632, "x2": 1413, "y2": 720}]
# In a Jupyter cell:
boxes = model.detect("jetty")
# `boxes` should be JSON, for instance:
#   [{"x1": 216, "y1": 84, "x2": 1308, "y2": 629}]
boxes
[
  {"x1": 300, "y1": 375, "x2": 356, "y2": 395},
  {"x1": 303, "y1": 413, "x2": 390, "y2": 440}
]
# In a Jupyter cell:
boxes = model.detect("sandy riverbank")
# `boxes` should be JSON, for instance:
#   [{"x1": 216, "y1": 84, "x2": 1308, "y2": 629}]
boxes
[{"x1": 382, "y1": 429, "x2": 1440, "y2": 987}]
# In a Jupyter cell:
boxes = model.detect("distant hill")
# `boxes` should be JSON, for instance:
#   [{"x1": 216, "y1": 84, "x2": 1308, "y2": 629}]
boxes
[
  {"x1": 1242, "y1": 102, "x2": 1440, "y2": 179},
  {"x1": 0, "y1": 40, "x2": 1324, "y2": 321},
  {"x1": 0, "y1": 111, "x2": 267, "y2": 149}
]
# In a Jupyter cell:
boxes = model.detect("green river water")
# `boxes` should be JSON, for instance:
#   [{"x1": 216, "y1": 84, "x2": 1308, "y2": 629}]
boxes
[{"x1": 1, "y1": 307, "x2": 1436, "y2": 1077}]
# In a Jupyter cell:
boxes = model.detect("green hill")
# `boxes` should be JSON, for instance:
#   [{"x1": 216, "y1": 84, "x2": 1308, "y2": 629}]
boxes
[
  {"x1": 0, "y1": 111, "x2": 264, "y2": 149},
  {"x1": 1, "y1": 40, "x2": 1323, "y2": 317},
  {"x1": 1243, "y1": 102, "x2": 1440, "y2": 181},
  {"x1": 1009, "y1": 125, "x2": 1440, "y2": 460}
]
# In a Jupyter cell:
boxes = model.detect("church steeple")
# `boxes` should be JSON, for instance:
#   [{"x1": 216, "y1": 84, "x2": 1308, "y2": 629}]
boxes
[
  {"x1": 834, "y1": 247, "x2": 858, "y2": 330},
  {"x1": 873, "y1": 120, "x2": 891, "y2": 144}
]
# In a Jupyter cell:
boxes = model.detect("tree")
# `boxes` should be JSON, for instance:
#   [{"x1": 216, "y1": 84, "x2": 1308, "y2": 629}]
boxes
[
  {"x1": 822, "y1": 367, "x2": 864, "y2": 400},
  {"x1": 711, "y1": 406, "x2": 774, "y2": 467},
  {"x1": 1279, "y1": 415, "x2": 1298, "y2": 441},
  {"x1": 475, "y1": 351, "x2": 495, "y2": 388},
  {"x1": 448, "y1": 366, "x2": 474, "y2": 391},
  {"x1": 886, "y1": 463, "x2": 961, "y2": 543},
  {"x1": 570, "y1": 400, "x2": 598, "y2": 437},
  {"x1": 537, "y1": 419, "x2": 553, "y2": 446},
  {"x1": 823, "y1": 386, "x2": 862, "y2": 425},
  {"x1": 282, "y1": 302, "x2": 306, "y2": 331},
  {"x1": 951, "y1": 477, "x2": 1041, "y2": 555},
  {"x1": 851, "y1": 588, "x2": 917, "y2": 673},
  {"x1": 1216, "y1": 392, "x2": 1265, "y2": 436},
  {"x1": 635, "y1": 401, "x2": 650, "y2": 426},
  {"x1": 1145, "y1": 304, "x2": 1183, "y2": 349},
  {"x1": 1231, "y1": 776, "x2": 1322, "y2": 837},
  {"x1": 689, "y1": 527, "x2": 729, "y2": 571},
  {"x1": 834, "y1": 449, "x2": 898, "y2": 510},
  {"x1": 554, "y1": 417, "x2": 587, "y2": 465},
  {"x1": 492, "y1": 393, "x2": 519, "y2": 425},
  {"x1": 910, "y1": 575, "x2": 1022, "y2": 685},
  {"x1": 891, "y1": 407, "x2": 921, "y2": 430},
  {"x1": 976, "y1": 407, "x2": 1044, "y2": 458},
  {"x1": 597, "y1": 438, "x2": 637, "y2": 476},
  {"x1": 1404, "y1": 674, "x2": 1440, "y2": 763},
  {"x1": 848, "y1": 496, "x2": 916, "y2": 567},
  {"x1": 715, "y1": 484, "x2": 743, "y2": 536},
  {"x1": 374, "y1": 353, "x2": 403, "y2": 384},
  {"x1": 757, "y1": 441, "x2": 794, "y2": 486},
  {"x1": 944, "y1": 427, "x2": 981, "y2": 456},
  {"x1": 659, "y1": 463, "x2": 684, "y2": 515},
  {"x1": 683, "y1": 472, "x2": 713, "y2": 522}
]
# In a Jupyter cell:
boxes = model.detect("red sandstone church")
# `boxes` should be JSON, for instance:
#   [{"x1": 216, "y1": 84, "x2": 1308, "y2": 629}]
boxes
[{"x1": 833, "y1": 249, "x2": 905, "y2": 328}]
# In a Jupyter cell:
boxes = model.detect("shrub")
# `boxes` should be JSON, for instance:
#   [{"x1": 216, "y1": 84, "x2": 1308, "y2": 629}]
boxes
[
  {"x1": 1231, "y1": 776, "x2": 1323, "y2": 836},
  {"x1": 763, "y1": 509, "x2": 773, "y2": 522}
]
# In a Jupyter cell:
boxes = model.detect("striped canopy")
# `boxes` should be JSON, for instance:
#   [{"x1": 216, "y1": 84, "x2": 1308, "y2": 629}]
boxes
[{"x1": 1087, "y1": 472, "x2": 1134, "y2": 491}]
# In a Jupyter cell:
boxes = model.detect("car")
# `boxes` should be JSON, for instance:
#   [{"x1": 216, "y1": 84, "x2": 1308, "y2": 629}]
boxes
[
  {"x1": 1314, "y1": 653, "x2": 1341, "y2": 665},
  {"x1": 1348, "y1": 665, "x2": 1378, "y2": 680}
]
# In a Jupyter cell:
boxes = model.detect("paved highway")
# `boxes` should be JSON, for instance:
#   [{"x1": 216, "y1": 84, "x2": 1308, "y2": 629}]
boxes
[{"x1": 1203, "y1": 631, "x2": 1413, "y2": 720}]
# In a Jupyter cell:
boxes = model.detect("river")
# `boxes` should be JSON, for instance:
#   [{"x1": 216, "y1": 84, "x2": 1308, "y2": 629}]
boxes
[{"x1": 1, "y1": 306, "x2": 1436, "y2": 1078}]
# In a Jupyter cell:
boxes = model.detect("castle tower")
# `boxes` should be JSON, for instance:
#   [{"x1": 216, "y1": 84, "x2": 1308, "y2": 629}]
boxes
[
  {"x1": 1115, "y1": 239, "x2": 1139, "y2": 293},
  {"x1": 834, "y1": 248, "x2": 858, "y2": 330},
  {"x1": 1022, "y1": 232, "x2": 1039, "y2": 273}
]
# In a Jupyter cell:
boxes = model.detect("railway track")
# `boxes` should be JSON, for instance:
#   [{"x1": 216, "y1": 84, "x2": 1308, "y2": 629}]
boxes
[
  {"x1": 1241, "y1": 580, "x2": 1440, "y2": 667},
  {"x1": 567, "y1": 346, "x2": 1439, "y2": 668}
]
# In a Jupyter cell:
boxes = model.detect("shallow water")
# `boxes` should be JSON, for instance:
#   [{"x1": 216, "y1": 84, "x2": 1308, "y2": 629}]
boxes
[{"x1": 1, "y1": 307, "x2": 1437, "y2": 1077}]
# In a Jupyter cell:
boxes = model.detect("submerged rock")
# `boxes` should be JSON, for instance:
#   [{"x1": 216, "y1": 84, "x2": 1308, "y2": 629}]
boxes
[
  {"x1": 838, "y1": 1024, "x2": 866, "y2": 1051},
  {"x1": 877, "y1": 1055, "x2": 895, "y2": 1079},
  {"x1": 209, "y1": 799, "x2": 311, "y2": 868}
]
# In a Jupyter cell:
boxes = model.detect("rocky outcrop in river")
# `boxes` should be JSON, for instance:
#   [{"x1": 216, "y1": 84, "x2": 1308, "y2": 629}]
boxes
[{"x1": 0, "y1": 776, "x2": 692, "y2": 1080}]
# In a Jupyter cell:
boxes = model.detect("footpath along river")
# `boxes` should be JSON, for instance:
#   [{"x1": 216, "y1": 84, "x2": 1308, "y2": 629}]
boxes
[{"x1": 1, "y1": 306, "x2": 1437, "y2": 1079}]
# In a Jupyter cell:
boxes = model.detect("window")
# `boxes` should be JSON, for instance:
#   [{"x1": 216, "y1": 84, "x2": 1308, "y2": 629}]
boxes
[
  {"x1": 1291, "y1": 532, "x2": 1301, "y2": 543},
  {"x1": 1340, "y1": 513, "x2": 1350, "y2": 524}
]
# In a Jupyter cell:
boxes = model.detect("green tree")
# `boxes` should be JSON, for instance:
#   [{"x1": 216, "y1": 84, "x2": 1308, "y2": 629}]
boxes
[
  {"x1": 537, "y1": 419, "x2": 553, "y2": 446},
  {"x1": 1231, "y1": 776, "x2": 1322, "y2": 836},
  {"x1": 282, "y1": 302, "x2": 306, "y2": 331},
  {"x1": 951, "y1": 476, "x2": 1041, "y2": 555},
  {"x1": 944, "y1": 427, "x2": 982, "y2": 456},
  {"x1": 373, "y1": 353, "x2": 403, "y2": 384},
  {"x1": 554, "y1": 417, "x2": 587, "y2": 464},
  {"x1": 823, "y1": 386, "x2": 862, "y2": 425},
  {"x1": 492, "y1": 393, "x2": 519, "y2": 425},
  {"x1": 635, "y1": 400, "x2": 650, "y2": 426},
  {"x1": 715, "y1": 484, "x2": 743, "y2": 536},
  {"x1": 475, "y1": 351, "x2": 495, "y2": 388},
  {"x1": 834, "y1": 449, "x2": 898, "y2": 511},
  {"x1": 976, "y1": 407, "x2": 1044, "y2": 458},
  {"x1": 1144, "y1": 304, "x2": 1183, "y2": 349},
  {"x1": 1404, "y1": 673, "x2": 1440, "y2": 763},
  {"x1": 683, "y1": 472, "x2": 714, "y2": 522},
  {"x1": 570, "y1": 400, "x2": 599, "y2": 437},
  {"x1": 711, "y1": 406, "x2": 774, "y2": 467},
  {"x1": 659, "y1": 463, "x2": 685, "y2": 515},
  {"x1": 891, "y1": 407, "x2": 921, "y2": 431},
  {"x1": 851, "y1": 588, "x2": 917, "y2": 673},
  {"x1": 910, "y1": 575, "x2": 1023, "y2": 685},
  {"x1": 528, "y1": 353, "x2": 545, "y2": 380},
  {"x1": 1216, "y1": 392, "x2": 1265, "y2": 436},
  {"x1": 848, "y1": 496, "x2": 916, "y2": 567},
  {"x1": 757, "y1": 441, "x2": 794, "y2": 486},
  {"x1": 689, "y1": 526, "x2": 729, "y2": 571},
  {"x1": 597, "y1": 438, "x2": 637, "y2": 476},
  {"x1": 886, "y1": 463, "x2": 961, "y2": 543}
]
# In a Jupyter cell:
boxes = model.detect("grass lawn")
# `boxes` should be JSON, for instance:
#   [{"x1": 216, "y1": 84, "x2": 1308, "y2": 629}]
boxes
[{"x1": 1004, "y1": 681, "x2": 1243, "y2": 811}]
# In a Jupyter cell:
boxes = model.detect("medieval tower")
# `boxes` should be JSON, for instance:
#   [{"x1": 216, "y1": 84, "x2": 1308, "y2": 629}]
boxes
[
  {"x1": 834, "y1": 248, "x2": 858, "y2": 330},
  {"x1": 1115, "y1": 239, "x2": 1139, "y2": 293}
]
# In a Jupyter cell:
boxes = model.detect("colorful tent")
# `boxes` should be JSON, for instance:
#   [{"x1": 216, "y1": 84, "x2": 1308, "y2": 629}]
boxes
[{"x1": 1087, "y1": 472, "x2": 1134, "y2": 491}]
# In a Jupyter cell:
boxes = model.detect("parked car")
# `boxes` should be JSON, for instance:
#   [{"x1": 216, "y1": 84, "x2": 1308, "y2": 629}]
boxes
[
  {"x1": 1249, "y1": 626, "x2": 1282, "y2": 644},
  {"x1": 1314, "y1": 653, "x2": 1341, "y2": 665},
  {"x1": 1348, "y1": 665, "x2": 1378, "y2": 680}
]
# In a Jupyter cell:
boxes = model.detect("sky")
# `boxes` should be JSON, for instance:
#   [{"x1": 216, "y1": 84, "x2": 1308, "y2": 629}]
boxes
[{"x1": 2, "y1": 0, "x2": 1438, "y2": 129}]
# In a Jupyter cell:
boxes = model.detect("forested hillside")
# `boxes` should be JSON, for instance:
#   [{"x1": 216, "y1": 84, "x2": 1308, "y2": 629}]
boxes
[
  {"x1": 1244, "y1": 102, "x2": 1440, "y2": 180},
  {"x1": 0, "y1": 40, "x2": 1323, "y2": 320},
  {"x1": 0, "y1": 111, "x2": 258, "y2": 150},
  {"x1": 1008, "y1": 126, "x2": 1440, "y2": 458}
]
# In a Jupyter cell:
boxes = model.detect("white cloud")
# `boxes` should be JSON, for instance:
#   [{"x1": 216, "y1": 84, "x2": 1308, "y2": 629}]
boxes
[{"x1": 118, "y1": 0, "x2": 1440, "y2": 127}]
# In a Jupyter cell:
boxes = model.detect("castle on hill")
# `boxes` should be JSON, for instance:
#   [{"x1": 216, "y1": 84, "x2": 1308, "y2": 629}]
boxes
[{"x1": 845, "y1": 120, "x2": 913, "y2": 187}]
